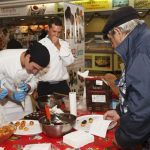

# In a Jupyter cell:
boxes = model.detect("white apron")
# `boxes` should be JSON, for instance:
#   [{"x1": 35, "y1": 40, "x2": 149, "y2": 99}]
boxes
[{"x1": 0, "y1": 95, "x2": 33, "y2": 123}]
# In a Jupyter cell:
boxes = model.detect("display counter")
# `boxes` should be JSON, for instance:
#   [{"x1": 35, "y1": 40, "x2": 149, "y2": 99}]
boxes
[{"x1": 0, "y1": 111, "x2": 119, "y2": 150}]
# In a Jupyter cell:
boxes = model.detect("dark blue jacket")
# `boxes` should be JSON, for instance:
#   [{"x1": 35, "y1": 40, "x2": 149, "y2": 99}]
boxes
[{"x1": 115, "y1": 23, "x2": 150, "y2": 148}]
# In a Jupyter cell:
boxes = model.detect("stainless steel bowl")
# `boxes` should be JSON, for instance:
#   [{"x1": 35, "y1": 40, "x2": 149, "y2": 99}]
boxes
[
  {"x1": 37, "y1": 95, "x2": 56, "y2": 109},
  {"x1": 37, "y1": 95, "x2": 64, "y2": 110},
  {"x1": 39, "y1": 113, "x2": 76, "y2": 138}
]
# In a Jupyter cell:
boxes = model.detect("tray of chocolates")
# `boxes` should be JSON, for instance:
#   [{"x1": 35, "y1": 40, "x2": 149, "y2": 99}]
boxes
[{"x1": 24, "y1": 111, "x2": 45, "y2": 120}]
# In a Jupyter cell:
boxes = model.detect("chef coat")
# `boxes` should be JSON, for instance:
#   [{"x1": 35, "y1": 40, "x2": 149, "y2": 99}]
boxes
[
  {"x1": 0, "y1": 49, "x2": 38, "y2": 122},
  {"x1": 39, "y1": 36, "x2": 74, "y2": 82}
]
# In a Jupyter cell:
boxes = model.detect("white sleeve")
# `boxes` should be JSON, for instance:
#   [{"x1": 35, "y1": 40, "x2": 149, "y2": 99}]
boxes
[
  {"x1": 59, "y1": 41, "x2": 75, "y2": 66},
  {"x1": 0, "y1": 67, "x2": 6, "y2": 84},
  {"x1": 27, "y1": 76, "x2": 39, "y2": 94},
  {"x1": 0, "y1": 74, "x2": 5, "y2": 81}
]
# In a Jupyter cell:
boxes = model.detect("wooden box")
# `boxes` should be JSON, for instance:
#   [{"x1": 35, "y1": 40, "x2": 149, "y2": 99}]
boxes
[{"x1": 85, "y1": 77, "x2": 112, "y2": 111}]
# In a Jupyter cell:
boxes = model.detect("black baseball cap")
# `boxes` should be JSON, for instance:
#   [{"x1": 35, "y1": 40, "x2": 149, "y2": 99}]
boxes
[{"x1": 102, "y1": 6, "x2": 139, "y2": 38}]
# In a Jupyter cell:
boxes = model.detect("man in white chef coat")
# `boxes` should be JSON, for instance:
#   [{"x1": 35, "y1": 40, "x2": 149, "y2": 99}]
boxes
[
  {"x1": 0, "y1": 41, "x2": 50, "y2": 122},
  {"x1": 37, "y1": 16, "x2": 74, "y2": 96}
]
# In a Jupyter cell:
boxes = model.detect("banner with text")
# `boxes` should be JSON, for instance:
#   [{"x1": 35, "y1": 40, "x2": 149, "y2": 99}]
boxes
[
  {"x1": 73, "y1": 0, "x2": 112, "y2": 11},
  {"x1": 0, "y1": 3, "x2": 57, "y2": 18}
]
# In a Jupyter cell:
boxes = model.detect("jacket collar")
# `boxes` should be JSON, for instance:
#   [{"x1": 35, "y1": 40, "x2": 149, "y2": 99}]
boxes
[{"x1": 115, "y1": 23, "x2": 146, "y2": 66}]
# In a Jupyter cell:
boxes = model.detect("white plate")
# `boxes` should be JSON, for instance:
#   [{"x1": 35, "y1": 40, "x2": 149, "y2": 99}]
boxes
[
  {"x1": 13, "y1": 120, "x2": 42, "y2": 135},
  {"x1": 74, "y1": 115, "x2": 117, "y2": 131}
]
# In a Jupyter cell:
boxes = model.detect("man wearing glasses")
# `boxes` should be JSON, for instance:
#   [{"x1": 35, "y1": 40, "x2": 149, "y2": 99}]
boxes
[{"x1": 102, "y1": 6, "x2": 150, "y2": 150}]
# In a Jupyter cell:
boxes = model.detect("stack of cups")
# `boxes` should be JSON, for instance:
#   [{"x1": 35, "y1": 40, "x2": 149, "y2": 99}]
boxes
[{"x1": 69, "y1": 92, "x2": 77, "y2": 116}]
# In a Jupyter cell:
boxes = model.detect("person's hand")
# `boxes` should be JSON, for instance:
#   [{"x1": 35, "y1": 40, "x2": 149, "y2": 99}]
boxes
[
  {"x1": 11, "y1": 91, "x2": 26, "y2": 102},
  {"x1": 103, "y1": 73, "x2": 117, "y2": 86},
  {"x1": 0, "y1": 88, "x2": 8, "y2": 99},
  {"x1": 18, "y1": 81, "x2": 30, "y2": 93},
  {"x1": 103, "y1": 110, "x2": 120, "y2": 129},
  {"x1": 51, "y1": 36, "x2": 59, "y2": 44},
  {"x1": 50, "y1": 36, "x2": 60, "y2": 49},
  {"x1": 102, "y1": 73, "x2": 119, "y2": 96},
  {"x1": 103, "y1": 110, "x2": 120, "y2": 122}
]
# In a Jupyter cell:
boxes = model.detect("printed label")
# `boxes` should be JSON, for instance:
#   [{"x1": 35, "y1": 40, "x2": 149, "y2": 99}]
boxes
[{"x1": 92, "y1": 95, "x2": 106, "y2": 103}]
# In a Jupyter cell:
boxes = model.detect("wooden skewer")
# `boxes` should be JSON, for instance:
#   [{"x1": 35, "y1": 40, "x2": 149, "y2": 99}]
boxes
[{"x1": 53, "y1": 92, "x2": 69, "y2": 97}]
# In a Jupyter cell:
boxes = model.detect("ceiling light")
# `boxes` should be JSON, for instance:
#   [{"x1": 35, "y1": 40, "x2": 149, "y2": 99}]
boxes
[{"x1": 138, "y1": 11, "x2": 143, "y2": 14}]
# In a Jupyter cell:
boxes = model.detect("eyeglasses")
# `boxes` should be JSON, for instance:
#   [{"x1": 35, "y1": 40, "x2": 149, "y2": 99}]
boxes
[{"x1": 107, "y1": 35, "x2": 113, "y2": 46}]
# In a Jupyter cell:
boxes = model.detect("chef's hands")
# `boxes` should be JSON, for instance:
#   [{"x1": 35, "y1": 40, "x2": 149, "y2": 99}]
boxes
[
  {"x1": 50, "y1": 36, "x2": 61, "y2": 49},
  {"x1": 11, "y1": 81, "x2": 31, "y2": 102},
  {"x1": 11, "y1": 91, "x2": 26, "y2": 102},
  {"x1": 11, "y1": 81, "x2": 30, "y2": 102},
  {"x1": 18, "y1": 81, "x2": 30, "y2": 93},
  {"x1": 0, "y1": 81, "x2": 29, "y2": 102},
  {"x1": 0, "y1": 88, "x2": 8, "y2": 100}
]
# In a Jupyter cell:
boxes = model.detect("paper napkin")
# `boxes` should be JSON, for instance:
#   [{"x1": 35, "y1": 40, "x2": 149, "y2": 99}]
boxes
[
  {"x1": 63, "y1": 130, "x2": 94, "y2": 148},
  {"x1": 89, "y1": 118, "x2": 112, "y2": 138},
  {"x1": 23, "y1": 143, "x2": 51, "y2": 150},
  {"x1": 77, "y1": 70, "x2": 90, "y2": 78}
]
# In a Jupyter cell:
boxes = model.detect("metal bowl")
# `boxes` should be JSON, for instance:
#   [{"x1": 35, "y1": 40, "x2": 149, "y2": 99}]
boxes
[
  {"x1": 37, "y1": 95, "x2": 64, "y2": 110},
  {"x1": 39, "y1": 113, "x2": 76, "y2": 138},
  {"x1": 37, "y1": 95, "x2": 56, "y2": 109}
]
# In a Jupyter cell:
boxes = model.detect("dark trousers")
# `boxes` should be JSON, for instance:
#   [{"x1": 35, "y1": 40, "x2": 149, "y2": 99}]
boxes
[{"x1": 37, "y1": 80, "x2": 70, "y2": 96}]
